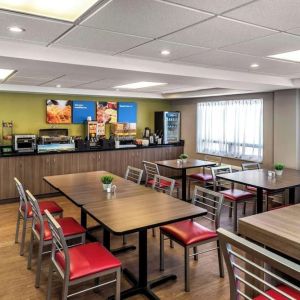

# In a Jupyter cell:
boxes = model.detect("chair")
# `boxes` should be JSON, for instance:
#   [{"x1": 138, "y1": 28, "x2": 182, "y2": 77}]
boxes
[
  {"x1": 45, "y1": 210, "x2": 121, "y2": 300},
  {"x1": 218, "y1": 228, "x2": 300, "y2": 300},
  {"x1": 125, "y1": 166, "x2": 143, "y2": 185},
  {"x1": 160, "y1": 186, "x2": 224, "y2": 292},
  {"x1": 211, "y1": 166, "x2": 255, "y2": 232},
  {"x1": 14, "y1": 177, "x2": 63, "y2": 256},
  {"x1": 143, "y1": 161, "x2": 180, "y2": 197},
  {"x1": 26, "y1": 190, "x2": 86, "y2": 288},
  {"x1": 187, "y1": 155, "x2": 222, "y2": 199}
]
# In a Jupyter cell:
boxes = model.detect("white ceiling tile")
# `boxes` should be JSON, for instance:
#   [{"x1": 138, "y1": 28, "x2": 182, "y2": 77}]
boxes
[
  {"x1": 120, "y1": 40, "x2": 209, "y2": 61},
  {"x1": 222, "y1": 33, "x2": 300, "y2": 56},
  {"x1": 287, "y1": 27, "x2": 300, "y2": 36},
  {"x1": 162, "y1": 17, "x2": 275, "y2": 48},
  {"x1": 54, "y1": 26, "x2": 151, "y2": 54},
  {"x1": 81, "y1": 0, "x2": 212, "y2": 38},
  {"x1": 6, "y1": 76, "x2": 49, "y2": 85},
  {"x1": 41, "y1": 78, "x2": 89, "y2": 88},
  {"x1": 224, "y1": 0, "x2": 300, "y2": 30},
  {"x1": 164, "y1": 0, "x2": 253, "y2": 14},
  {"x1": 75, "y1": 79, "x2": 123, "y2": 90},
  {"x1": 0, "y1": 11, "x2": 72, "y2": 44}
]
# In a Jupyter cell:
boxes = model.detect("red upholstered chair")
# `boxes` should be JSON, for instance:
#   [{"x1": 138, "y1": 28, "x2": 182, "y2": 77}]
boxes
[
  {"x1": 218, "y1": 228, "x2": 300, "y2": 300},
  {"x1": 45, "y1": 210, "x2": 121, "y2": 300},
  {"x1": 26, "y1": 190, "x2": 86, "y2": 288},
  {"x1": 14, "y1": 177, "x2": 63, "y2": 256},
  {"x1": 211, "y1": 166, "x2": 256, "y2": 232},
  {"x1": 160, "y1": 186, "x2": 224, "y2": 292}
]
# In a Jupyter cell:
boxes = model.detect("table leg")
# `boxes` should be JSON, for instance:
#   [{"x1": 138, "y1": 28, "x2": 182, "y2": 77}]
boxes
[
  {"x1": 181, "y1": 168, "x2": 187, "y2": 201},
  {"x1": 80, "y1": 208, "x2": 87, "y2": 228},
  {"x1": 256, "y1": 188, "x2": 264, "y2": 213},
  {"x1": 289, "y1": 187, "x2": 295, "y2": 204},
  {"x1": 103, "y1": 228, "x2": 111, "y2": 250}
]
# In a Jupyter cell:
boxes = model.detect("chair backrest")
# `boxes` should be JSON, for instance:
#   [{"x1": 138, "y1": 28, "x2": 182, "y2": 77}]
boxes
[
  {"x1": 14, "y1": 177, "x2": 28, "y2": 214},
  {"x1": 152, "y1": 174, "x2": 175, "y2": 195},
  {"x1": 211, "y1": 165, "x2": 233, "y2": 191},
  {"x1": 143, "y1": 161, "x2": 160, "y2": 184},
  {"x1": 241, "y1": 162, "x2": 261, "y2": 171},
  {"x1": 204, "y1": 154, "x2": 222, "y2": 166},
  {"x1": 26, "y1": 190, "x2": 44, "y2": 237},
  {"x1": 192, "y1": 186, "x2": 224, "y2": 229},
  {"x1": 218, "y1": 228, "x2": 300, "y2": 300},
  {"x1": 125, "y1": 166, "x2": 143, "y2": 185},
  {"x1": 45, "y1": 209, "x2": 70, "y2": 280}
]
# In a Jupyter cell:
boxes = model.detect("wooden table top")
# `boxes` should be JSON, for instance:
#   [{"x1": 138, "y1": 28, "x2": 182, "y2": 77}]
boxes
[
  {"x1": 44, "y1": 171, "x2": 154, "y2": 206},
  {"x1": 217, "y1": 168, "x2": 300, "y2": 191},
  {"x1": 83, "y1": 192, "x2": 207, "y2": 235},
  {"x1": 239, "y1": 204, "x2": 300, "y2": 261},
  {"x1": 155, "y1": 159, "x2": 216, "y2": 170}
]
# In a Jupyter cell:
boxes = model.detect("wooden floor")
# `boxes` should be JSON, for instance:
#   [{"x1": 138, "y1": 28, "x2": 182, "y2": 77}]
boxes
[{"x1": 0, "y1": 195, "x2": 256, "y2": 300}]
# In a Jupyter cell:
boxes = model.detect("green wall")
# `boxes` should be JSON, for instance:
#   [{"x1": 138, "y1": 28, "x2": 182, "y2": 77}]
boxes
[{"x1": 0, "y1": 92, "x2": 171, "y2": 138}]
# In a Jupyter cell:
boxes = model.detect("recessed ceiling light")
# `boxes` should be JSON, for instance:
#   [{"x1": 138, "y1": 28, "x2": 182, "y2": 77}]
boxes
[
  {"x1": 161, "y1": 50, "x2": 171, "y2": 56},
  {"x1": 114, "y1": 82, "x2": 167, "y2": 90},
  {"x1": 0, "y1": 68, "x2": 15, "y2": 81},
  {"x1": 250, "y1": 63, "x2": 259, "y2": 68},
  {"x1": 8, "y1": 26, "x2": 25, "y2": 33},
  {"x1": 56, "y1": 84, "x2": 61, "y2": 88},
  {"x1": 269, "y1": 50, "x2": 300, "y2": 63},
  {"x1": 0, "y1": 0, "x2": 99, "y2": 22}
]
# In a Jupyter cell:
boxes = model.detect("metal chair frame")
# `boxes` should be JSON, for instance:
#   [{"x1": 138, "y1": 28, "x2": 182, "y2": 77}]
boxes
[
  {"x1": 125, "y1": 165, "x2": 144, "y2": 185},
  {"x1": 45, "y1": 210, "x2": 121, "y2": 300},
  {"x1": 218, "y1": 228, "x2": 300, "y2": 300},
  {"x1": 26, "y1": 190, "x2": 85, "y2": 288},
  {"x1": 160, "y1": 186, "x2": 225, "y2": 292}
]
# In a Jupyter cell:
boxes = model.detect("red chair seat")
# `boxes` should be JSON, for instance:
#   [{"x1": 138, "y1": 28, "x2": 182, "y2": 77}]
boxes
[
  {"x1": 148, "y1": 179, "x2": 179, "y2": 187},
  {"x1": 160, "y1": 220, "x2": 217, "y2": 245},
  {"x1": 220, "y1": 189, "x2": 253, "y2": 201},
  {"x1": 55, "y1": 242, "x2": 121, "y2": 281},
  {"x1": 246, "y1": 185, "x2": 257, "y2": 192},
  {"x1": 35, "y1": 217, "x2": 86, "y2": 241},
  {"x1": 254, "y1": 284, "x2": 300, "y2": 300},
  {"x1": 23, "y1": 200, "x2": 63, "y2": 217},
  {"x1": 189, "y1": 173, "x2": 213, "y2": 181}
]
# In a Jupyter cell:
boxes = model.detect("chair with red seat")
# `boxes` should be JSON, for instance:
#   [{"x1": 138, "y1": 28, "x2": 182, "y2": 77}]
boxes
[
  {"x1": 14, "y1": 177, "x2": 63, "y2": 256},
  {"x1": 26, "y1": 190, "x2": 86, "y2": 288},
  {"x1": 211, "y1": 166, "x2": 256, "y2": 232},
  {"x1": 160, "y1": 186, "x2": 224, "y2": 292},
  {"x1": 218, "y1": 228, "x2": 300, "y2": 300},
  {"x1": 124, "y1": 165, "x2": 144, "y2": 185},
  {"x1": 45, "y1": 210, "x2": 121, "y2": 300}
]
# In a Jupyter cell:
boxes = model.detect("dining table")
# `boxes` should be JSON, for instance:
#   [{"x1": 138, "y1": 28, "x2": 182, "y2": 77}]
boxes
[
  {"x1": 216, "y1": 168, "x2": 299, "y2": 213},
  {"x1": 155, "y1": 159, "x2": 216, "y2": 201}
]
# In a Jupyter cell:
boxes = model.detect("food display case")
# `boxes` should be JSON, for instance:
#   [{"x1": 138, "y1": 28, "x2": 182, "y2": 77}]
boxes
[{"x1": 110, "y1": 123, "x2": 137, "y2": 148}]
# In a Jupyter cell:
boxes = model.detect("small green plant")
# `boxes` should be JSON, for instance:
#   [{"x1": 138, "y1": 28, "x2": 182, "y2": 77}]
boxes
[
  {"x1": 274, "y1": 163, "x2": 284, "y2": 171},
  {"x1": 179, "y1": 153, "x2": 189, "y2": 159},
  {"x1": 101, "y1": 175, "x2": 114, "y2": 184}
]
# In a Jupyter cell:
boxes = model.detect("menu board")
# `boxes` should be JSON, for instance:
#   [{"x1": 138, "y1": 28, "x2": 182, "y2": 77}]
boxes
[
  {"x1": 96, "y1": 102, "x2": 117, "y2": 124},
  {"x1": 46, "y1": 100, "x2": 72, "y2": 124},
  {"x1": 72, "y1": 101, "x2": 96, "y2": 124},
  {"x1": 118, "y1": 102, "x2": 137, "y2": 123}
]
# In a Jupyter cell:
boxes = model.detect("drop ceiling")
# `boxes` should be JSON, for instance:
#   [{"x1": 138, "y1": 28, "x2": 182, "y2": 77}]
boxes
[{"x1": 0, "y1": 0, "x2": 300, "y2": 99}]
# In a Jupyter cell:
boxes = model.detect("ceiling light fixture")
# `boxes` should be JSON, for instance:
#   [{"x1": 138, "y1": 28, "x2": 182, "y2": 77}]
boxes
[
  {"x1": 56, "y1": 84, "x2": 61, "y2": 88},
  {"x1": 8, "y1": 26, "x2": 25, "y2": 33},
  {"x1": 114, "y1": 81, "x2": 167, "y2": 90},
  {"x1": 269, "y1": 50, "x2": 300, "y2": 63},
  {"x1": 161, "y1": 50, "x2": 170, "y2": 56},
  {"x1": 250, "y1": 63, "x2": 259, "y2": 68},
  {"x1": 0, "y1": 68, "x2": 16, "y2": 81},
  {"x1": 0, "y1": 0, "x2": 99, "y2": 22}
]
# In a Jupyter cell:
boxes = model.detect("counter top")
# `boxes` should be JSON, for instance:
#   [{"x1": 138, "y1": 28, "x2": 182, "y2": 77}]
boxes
[{"x1": 0, "y1": 143, "x2": 184, "y2": 158}]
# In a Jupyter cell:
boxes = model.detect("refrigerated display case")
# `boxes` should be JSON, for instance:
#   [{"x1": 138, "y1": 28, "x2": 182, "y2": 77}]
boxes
[{"x1": 155, "y1": 111, "x2": 181, "y2": 144}]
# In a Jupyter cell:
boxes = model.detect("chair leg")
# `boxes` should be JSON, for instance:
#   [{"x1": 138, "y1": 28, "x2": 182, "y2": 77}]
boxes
[
  {"x1": 160, "y1": 231, "x2": 165, "y2": 271},
  {"x1": 184, "y1": 247, "x2": 190, "y2": 292},
  {"x1": 193, "y1": 246, "x2": 198, "y2": 261},
  {"x1": 229, "y1": 202, "x2": 233, "y2": 218},
  {"x1": 233, "y1": 202, "x2": 238, "y2": 233},
  {"x1": 242, "y1": 202, "x2": 246, "y2": 215},
  {"x1": 188, "y1": 179, "x2": 191, "y2": 200},
  {"x1": 35, "y1": 240, "x2": 44, "y2": 288},
  {"x1": 252, "y1": 200, "x2": 257, "y2": 214},
  {"x1": 20, "y1": 216, "x2": 27, "y2": 256},
  {"x1": 169, "y1": 239, "x2": 174, "y2": 248},
  {"x1": 115, "y1": 269, "x2": 121, "y2": 300},
  {"x1": 47, "y1": 262, "x2": 54, "y2": 300},
  {"x1": 27, "y1": 231, "x2": 34, "y2": 269},
  {"x1": 152, "y1": 228, "x2": 156, "y2": 237},
  {"x1": 122, "y1": 234, "x2": 127, "y2": 245},
  {"x1": 177, "y1": 187, "x2": 180, "y2": 199},
  {"x1": 61, "y1": 279, "x2": 69, "y2": 300},
  {"x1": 15, "y1": 211, "x2": 21, "y2": 243},
  {"x1": 217, "y1": 241, "x2": 224, "y2": 278}
]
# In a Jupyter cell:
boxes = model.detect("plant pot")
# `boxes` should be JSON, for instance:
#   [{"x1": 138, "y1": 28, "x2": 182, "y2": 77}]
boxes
[
  {"x1": 102, "y1": 183, "x2": 112, "y2": 191},
  {"x1": 182, "y1": 158, "x2": 187, "y2": 163},
  {"x1": 275, "y1": 169, "x2": 283, "y2": 176}
]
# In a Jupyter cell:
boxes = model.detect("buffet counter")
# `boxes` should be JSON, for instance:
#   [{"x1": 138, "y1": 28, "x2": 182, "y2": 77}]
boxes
[{"x1": 0, "y1": 144, "x2": 183, "y2": 201}]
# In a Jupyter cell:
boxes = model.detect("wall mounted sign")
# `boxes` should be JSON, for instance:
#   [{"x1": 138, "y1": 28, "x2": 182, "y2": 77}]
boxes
[
  {"x1": 46, "y1": 99, "x2": 72, "y2": 124},
  {"x1": 96, "y1": 102, "x2": 117, "y2": 124},
  {"x1": 72, "y1": 101, "x2": 96, "y2": 124},
  {"x1": 117, "y1": 102, "x2": 137, "y2": 123}
]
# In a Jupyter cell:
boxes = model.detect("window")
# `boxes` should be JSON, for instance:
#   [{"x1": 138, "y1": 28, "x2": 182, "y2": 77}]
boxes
[{"x1": 196, "y1": 99, "x2": 263, "y2": 162}]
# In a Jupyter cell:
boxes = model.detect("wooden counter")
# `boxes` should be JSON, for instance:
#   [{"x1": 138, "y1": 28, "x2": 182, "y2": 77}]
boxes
[{"x1": 0, "y1": 145, "x2": 183, "y2": 201}]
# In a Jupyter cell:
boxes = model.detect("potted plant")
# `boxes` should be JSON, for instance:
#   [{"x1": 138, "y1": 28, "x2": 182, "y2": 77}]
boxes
[
  {"x1": 179, "y1": 153, "x2": 189, "y2": 163},
  {"x1": 101, "y1": 175, "x2": 114, "y2": 191},
  {"x1": 274, "y1": 163, "x2": 284, "y2": 176}
]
